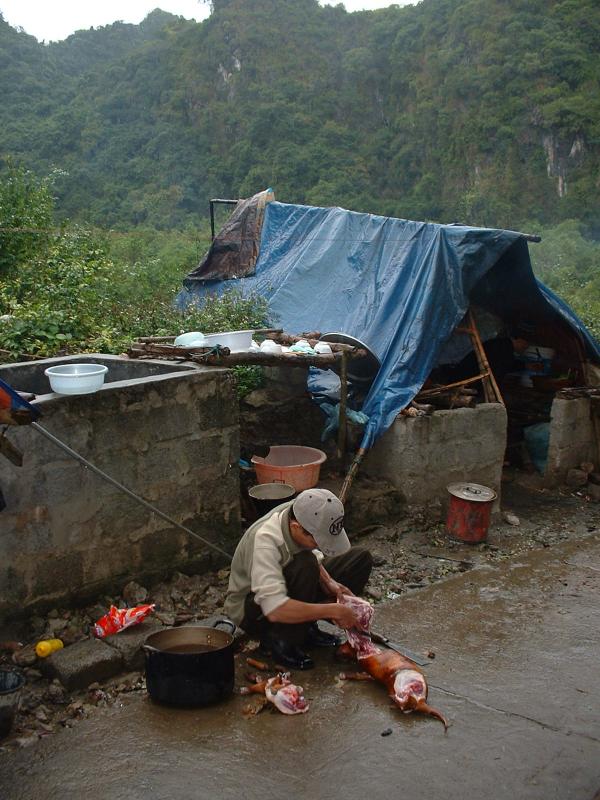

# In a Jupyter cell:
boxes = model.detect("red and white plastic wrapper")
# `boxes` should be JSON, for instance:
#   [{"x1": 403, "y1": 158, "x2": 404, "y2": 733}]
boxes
[{"x1": 93, "y1": 604, "x2": 155, "y2": 638}]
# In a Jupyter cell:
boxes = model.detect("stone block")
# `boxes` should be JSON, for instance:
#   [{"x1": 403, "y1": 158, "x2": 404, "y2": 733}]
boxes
[
  {"x1": 586, "y1": 483, "x2": 600, "y2": 502},
  {"x1": 566, "y1": 469, "x2": 589, "y2": 488},
  {"x1": 104, "y1": 621, "x2": 165, "y2": 669},
  {"x1": 43, "y1": 638, "x2": 123, "y2": 690}
]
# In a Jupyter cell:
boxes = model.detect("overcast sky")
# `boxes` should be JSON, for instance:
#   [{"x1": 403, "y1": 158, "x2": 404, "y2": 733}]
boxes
[{"x1": 0, "y1": 1, "x2": 416, "y2": 43}]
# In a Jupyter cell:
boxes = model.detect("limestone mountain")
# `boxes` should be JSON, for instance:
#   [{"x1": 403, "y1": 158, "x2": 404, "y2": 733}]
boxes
[{"x1": 0, "y1": 0, "x2": 598, "y2": 231}]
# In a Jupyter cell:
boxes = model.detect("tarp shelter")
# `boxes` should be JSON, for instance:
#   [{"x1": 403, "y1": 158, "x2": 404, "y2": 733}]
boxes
[{"x1": 180, "y1": 197, "x2": 600, "y2": 450}]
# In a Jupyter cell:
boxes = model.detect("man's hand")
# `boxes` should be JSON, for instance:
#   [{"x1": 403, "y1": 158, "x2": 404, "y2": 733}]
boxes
[{"x1": 328, "y1": 602, "x2": 361, "y2": 630}]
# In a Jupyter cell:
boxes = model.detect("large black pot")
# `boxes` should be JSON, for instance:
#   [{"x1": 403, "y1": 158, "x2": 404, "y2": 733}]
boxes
[
  {"x1": 248, "y1": 482, "x2": 296, "y2": 516},
  {"x1": 143, "y1": 621, "x2": 235, "y2": 707}
]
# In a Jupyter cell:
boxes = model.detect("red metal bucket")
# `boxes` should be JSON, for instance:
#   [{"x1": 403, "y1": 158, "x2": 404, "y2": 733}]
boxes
[{"x1": 446, "y1": 483, "x2": 497, "y2": 543}]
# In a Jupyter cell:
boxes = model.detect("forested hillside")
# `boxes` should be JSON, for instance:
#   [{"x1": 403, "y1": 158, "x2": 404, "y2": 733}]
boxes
[{"x1": 1, "y1": 0, "x2": 599, "y2": 233}]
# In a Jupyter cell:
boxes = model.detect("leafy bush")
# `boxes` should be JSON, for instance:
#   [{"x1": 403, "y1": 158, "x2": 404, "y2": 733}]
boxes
[
  {"x1": 0, "y1": 160, "x2": 55, "y2": 276},
  {"x1": 527, "y1": 219, "x2": 600, "y2": 340},
  {"x1": 0, "y1": 167, "x2": 271, "y2": 361}
]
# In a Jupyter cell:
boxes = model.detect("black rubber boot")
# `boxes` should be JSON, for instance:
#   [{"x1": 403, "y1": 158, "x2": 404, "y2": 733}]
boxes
[
  {"x1": 261, "y1": 637, "x2": 315, "y2": 670},
  {"x1": 305, "y1": 623, "x2": 342, "y2": 648}
]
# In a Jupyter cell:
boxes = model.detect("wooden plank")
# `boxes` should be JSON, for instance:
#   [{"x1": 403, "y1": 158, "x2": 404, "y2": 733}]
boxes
[
  {"x1": 417, "y1": 373, "x2": 488, "y2": 397},
  {"x1": 189, "y1": 350, "x2": 345, "y2": 368},
  {"x1": 337, "y1": 350, "x2": 348, "y2": 467}
]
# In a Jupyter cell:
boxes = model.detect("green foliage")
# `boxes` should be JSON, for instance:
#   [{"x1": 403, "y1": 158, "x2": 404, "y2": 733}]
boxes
[
  {"x1": 231, "y1": 365, "x2": 263, "y2": 398},
  {"x1": 0, "y1": 160, "x2": 55, "y2": 275},
  {"x1": 1, "y1": 3, "x2": 600, "y2": 358},
  {"x1": 527, "y1": 219, "x2": 600, "y2": 340},
  {"x1": 1, "y1": 1, "x2": 599, "y2": 230},
  {"x1": 0, "y1": 167, "x2": 270, "y2": 360}
]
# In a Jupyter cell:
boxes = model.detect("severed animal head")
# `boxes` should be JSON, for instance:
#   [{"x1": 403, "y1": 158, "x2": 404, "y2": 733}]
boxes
[
  {"x1": 265, "y1": 674, "x2": 309, "y2": 715},
  {"x1": 393, "y1": 669, "x2": 447, "y2": 729}
]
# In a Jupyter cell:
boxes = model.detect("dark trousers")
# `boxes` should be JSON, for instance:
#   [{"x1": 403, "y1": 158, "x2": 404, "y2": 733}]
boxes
[{"x1": 240, "y1": 546, "x2": 373, "y2": 646}]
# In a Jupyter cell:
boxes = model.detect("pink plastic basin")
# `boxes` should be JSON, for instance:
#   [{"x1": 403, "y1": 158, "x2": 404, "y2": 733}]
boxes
[{"x1": 251, "y1": 446, "x2": 327, "y2": 492}]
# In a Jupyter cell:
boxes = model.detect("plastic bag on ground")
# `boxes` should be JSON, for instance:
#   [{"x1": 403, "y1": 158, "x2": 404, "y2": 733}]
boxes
[{"x1": 93, "y1": 604, "x2": 155, "y2": 638}]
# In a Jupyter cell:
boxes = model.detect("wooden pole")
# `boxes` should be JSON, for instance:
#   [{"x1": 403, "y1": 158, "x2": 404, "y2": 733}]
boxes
[
  {"x1": 339, "y1": 447, "x2": 367, "y2": 504},
  {"x1": 190, "y1": 350, "x2": 347, "y2": 368},
  {"x1": 337, "y1": 351, "x2": 348, "y2": 469},
  {"x1": 417, "y1": 372, "x2": 489, "y2": 397},
  {"x1": 466, "y1": 309, "x2": 504, "y2": 405}
]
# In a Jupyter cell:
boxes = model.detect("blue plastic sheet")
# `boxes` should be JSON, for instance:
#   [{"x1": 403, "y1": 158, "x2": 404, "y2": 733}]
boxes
[{"x1": 180, "y1": 201, "x2": 600, "y2": 448}]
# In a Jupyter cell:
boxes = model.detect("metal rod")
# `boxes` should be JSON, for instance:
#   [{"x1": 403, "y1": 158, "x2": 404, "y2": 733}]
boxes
[
  {"x1": 31, "y1": 422, "x2": 233, "y2": 560},
  {"x1": 209, "y1": 198, "x2": 239, "y2": 242}
]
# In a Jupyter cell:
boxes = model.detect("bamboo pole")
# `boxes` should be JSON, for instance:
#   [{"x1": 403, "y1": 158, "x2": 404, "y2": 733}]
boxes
[
  {"x1": 465, "y1": 309, "x2": 504, "y2": 405},
  {"x1": 339, "y1": 447, "x2": 367, "y2": 504},
  {"x1": 417, "y1": 372, "x2": 488, "y2": 397}
]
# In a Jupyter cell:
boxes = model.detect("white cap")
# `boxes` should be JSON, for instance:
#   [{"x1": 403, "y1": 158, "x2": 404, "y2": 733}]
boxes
[{"x1": 292, "y1": 489, "x2": 350, "y2": 557}]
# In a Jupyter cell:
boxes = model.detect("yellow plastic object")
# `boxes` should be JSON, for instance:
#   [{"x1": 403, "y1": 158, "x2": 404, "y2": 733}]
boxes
[{"x1": 35, "y1": 638, "x2": 64, "y2": 658}]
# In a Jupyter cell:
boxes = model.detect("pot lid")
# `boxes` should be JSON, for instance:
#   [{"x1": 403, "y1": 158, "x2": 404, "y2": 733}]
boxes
[{"x1": 447, "y1": 482, "x2": 497, "y2": 502}]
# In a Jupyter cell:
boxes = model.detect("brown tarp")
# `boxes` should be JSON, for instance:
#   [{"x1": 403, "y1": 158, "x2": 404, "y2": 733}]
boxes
[{"x1": 184, "y1": 189, "x2": 274, "y2": 286}]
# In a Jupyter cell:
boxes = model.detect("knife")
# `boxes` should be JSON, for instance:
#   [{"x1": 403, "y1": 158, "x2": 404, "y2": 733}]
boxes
[{"x1": 370, "y1": 631, "x2": 432, "y2": 667}]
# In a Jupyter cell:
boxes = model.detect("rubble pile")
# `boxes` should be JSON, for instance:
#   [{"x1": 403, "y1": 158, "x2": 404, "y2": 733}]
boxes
[{"x1": 0, "y1": 568, "x2": 232, "y2": 751}]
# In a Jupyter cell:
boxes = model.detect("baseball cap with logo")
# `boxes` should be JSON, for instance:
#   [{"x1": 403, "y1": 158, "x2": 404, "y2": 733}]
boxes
[{"x1": 292, "y1": 488, "x2": 350, "y2": 557}]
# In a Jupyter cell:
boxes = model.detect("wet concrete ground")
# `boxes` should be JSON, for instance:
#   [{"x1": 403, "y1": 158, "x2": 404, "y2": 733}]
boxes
[{"x1": 1, "y1": 532, "x2": 599, "y2": 800}]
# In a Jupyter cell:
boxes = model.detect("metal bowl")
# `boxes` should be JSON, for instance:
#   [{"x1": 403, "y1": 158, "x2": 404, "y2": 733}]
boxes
[{"x1": 319, "y1": 332, "x2": 381, "y2": 383}]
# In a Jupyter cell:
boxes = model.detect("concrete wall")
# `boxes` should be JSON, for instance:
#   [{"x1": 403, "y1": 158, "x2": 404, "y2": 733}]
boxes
[
  {"x1": 240, "y1": 365, "x2": 325, "y2": 455},
  {"x1": 363, "y1": 404, "x2": 507, "y2": 506},
  {"x1": 545, "y1": 397, "x2": 597, "y2": 484},
  {"x1": 0, "y1": 358, "x2": 240, "y2": 620}
]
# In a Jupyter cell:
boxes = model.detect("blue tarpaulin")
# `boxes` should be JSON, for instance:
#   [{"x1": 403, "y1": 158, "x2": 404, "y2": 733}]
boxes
[{"x1": 180, "y1": 201, "x2": 600, "y2": 449}]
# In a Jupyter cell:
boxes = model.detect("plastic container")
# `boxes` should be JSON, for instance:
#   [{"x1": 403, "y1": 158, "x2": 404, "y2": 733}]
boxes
[
  {"x1": 174, "y1": 331, "x2": 206, "y2": 347},
  {"x1": 45, "y1": 363, "x2": 108, "y2": 395},
  {"x1": 251, "y1": 446, "x2": 327, "y2": 492},
  {"x1": 35, "y1": 638, "x2": 64, "y2": 658},
  {"x1": 248, "y1": 483, "x2": 296, "y2": 516},
  {"x1": 260, "y1": 340, "x2": 283, "y2": 354},
  {"x1": 446, "y1": 482, "x2": 497, "y2": 543},
  {"x1": 0, "y1": 667, "x2": 25, "y2": 739},
  {"x1": 202, "y1": 330, "x2": 255, "y2": 352},
  {"x1": 314, "y1": 342, "x2": 332, "y2": 355}
]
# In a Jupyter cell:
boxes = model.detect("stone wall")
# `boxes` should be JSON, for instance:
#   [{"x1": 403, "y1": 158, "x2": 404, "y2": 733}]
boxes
[
  {"x1": 363, "y1": 404, "x2": 507, "y2": 507},
  {"x1": 0, "y1": 363, "x2": 240, "y2": 621},
  {"x1": 545, "y1": 397, "x2": 597, "y2": 485},
  {"x1": 240, "y1": 365, "x2": 325, "y2": 456}
]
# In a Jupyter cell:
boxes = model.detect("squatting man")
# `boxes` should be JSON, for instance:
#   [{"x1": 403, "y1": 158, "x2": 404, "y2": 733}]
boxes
[{"x1": 224, "y1": 488, "x2": 373, "y2": 670}]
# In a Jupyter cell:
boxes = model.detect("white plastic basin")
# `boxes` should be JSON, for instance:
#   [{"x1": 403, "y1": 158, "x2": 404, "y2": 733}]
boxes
[
  {"x1": 202, "y1": 330, "x2": 255, "y2": 352},
  {"x1": 45, "y1": 363, "x2": 108, "y2": 395},
  {"x1": 174, "y1": 331, "x2": 206, "y2": 347}
]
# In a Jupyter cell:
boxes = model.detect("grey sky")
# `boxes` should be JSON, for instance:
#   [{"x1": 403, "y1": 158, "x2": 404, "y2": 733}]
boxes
[{"x1": 0, "y1": 1, "x2": 416, "y2": 43}]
